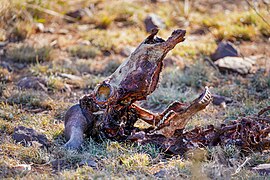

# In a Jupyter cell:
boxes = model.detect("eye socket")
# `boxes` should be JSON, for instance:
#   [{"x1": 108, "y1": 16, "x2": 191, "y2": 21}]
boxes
[{"x1": 95, "y1": 83, "x2": 113, "y2": 102}]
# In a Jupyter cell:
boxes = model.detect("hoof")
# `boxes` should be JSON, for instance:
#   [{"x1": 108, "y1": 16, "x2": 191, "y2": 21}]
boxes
[{"x1": 63, "y1": 139, "x2": 83, "y2": 150}]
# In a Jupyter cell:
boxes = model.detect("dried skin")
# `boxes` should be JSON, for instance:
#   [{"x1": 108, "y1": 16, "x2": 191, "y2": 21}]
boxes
[
  {"x1": 64, "y1": 29, "x2": 197, "y2": 148},
  {"x1": 65, "y1": 29, "x2": 210, "y2": 148},
  {"x1": 132, "y1": 107, "x2": 270, "y2": 155},
  {"x1": 64, "y1": 29, "x2": 269, "y2": 155},
  {"x1": 73, "y1": 29, "x2": 192, "y2": 142}
]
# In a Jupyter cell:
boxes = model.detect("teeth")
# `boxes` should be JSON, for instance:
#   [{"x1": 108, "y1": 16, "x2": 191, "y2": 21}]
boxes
[{"x1": 199, "y1": 86, "x2": 212, "y2": 104}]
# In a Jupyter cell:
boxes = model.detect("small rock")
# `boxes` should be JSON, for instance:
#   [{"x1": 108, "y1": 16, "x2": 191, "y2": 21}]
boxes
[
  {"x1": 211, "y1": 41, "x2": 239, "y2": 61},
  {"x1": 120, "y1": 46, "x2": 136, "y2": 57},
  {"x1": 17, "y1": 76, "x2": 47, "y2": 91},
  {"x1": 12, "y1": 126, "x2": 50, "y2": 148},
  {"x1": 212, "y1": 94, "x2": 233, "y2": 106},
  {"x1": 35, "y1": 23, "x2": 45, "y2": 32},
  {"x1": 220, "y1": 102, "x2": 227, "y2": 109},
  {"x1": 252, "y1": 163, "x2": 270, "y2": 175},
  {"x1": 79, "y1": 159, "x2": 98, "y2": 168},
  {"x1": 214, "y1": 56, "x2": 256, "y2": 74},
  {"x1": 154, "y1": 169, "x2": 167, "y2": 178},
  {"x1": 144, "y1": 14, "x2": 166, "y2": 33}
]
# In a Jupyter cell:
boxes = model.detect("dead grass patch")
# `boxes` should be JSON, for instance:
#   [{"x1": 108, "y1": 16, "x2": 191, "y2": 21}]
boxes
[
  {"x1": 6, "y1": 45, "x2": 52, "y2": 64},
  {"x1": 191, "y1": 10, "x2": 270, "y2": 41},
  {"x1": 7, "y1": 89, "x2": 54, "y2": 110}
]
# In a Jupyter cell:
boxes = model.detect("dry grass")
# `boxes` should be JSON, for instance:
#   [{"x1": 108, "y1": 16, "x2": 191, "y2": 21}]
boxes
[
  {"x1": 191, "y1": 9, "x2": 270, "y2": 41},
  {"x1": 6, "y1": 45, "x2": 52, "y2": 63},
  {"x1": 69, "y1": 45, "x2": 101, "y2": 59},
  {"x1": 0, "y1": 0, "x2": 270, "y2": 179}
]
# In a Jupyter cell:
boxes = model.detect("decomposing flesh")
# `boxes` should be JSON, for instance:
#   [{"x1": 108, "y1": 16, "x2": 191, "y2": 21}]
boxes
[
  {"x1": 64, "y1": 29, "x2": 210, "y2": 147},
  {"x1": 64, "y1": 29, "x2": 270, "y2": 154}
]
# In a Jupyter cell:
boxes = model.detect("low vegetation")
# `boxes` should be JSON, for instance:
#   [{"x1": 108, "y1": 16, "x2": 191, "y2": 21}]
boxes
[
  {"x1": 6, "y1": 45, "x2": 52, "y2": 63},
  {"x1": 0, "y1": 0, "x2": 269, "y2": 179}
]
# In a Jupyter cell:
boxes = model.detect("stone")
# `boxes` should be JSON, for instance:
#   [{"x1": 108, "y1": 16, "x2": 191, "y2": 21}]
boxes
[
  {"x1": 12, "y1": 126, "x2": 50, "y2": 148},
  {"x1": 17, "y1": 76, "x2": 47, "y2": 91},
  {"x1": 35, "y1": 23, "x2": 45, "y2": 32},
  {"x1": 212, "y1": 94, "x2": 233, "y2": 106},
  {"x1": 144, "y1": 14, "x2": 166, "y2": 32},
  {"x1": 211, "y1": 41, "x2": 239, "y2": 61},
  {"x1": 214, "y1": 56, "x2": 256, "y2": 74}
]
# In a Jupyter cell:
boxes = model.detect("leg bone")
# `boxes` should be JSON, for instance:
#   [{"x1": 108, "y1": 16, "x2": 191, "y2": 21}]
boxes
[
  {"x1": 64, "y1": 104, "x2": 89, "y2": 149},
  {"x1": 154, "y1": 87, "x2": 212, "y2": 137},
  {"x1": 131, "y1": 87, "x2": 212, "y2": 137}
]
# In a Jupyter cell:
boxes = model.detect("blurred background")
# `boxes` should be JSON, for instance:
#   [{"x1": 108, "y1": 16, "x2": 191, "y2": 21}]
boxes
[{"x1": 0, "y1": 0, "x2": 270, "y2": 179}]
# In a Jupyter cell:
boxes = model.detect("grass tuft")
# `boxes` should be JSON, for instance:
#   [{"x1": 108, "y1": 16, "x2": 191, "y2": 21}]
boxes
[
  {"x1": 7, "y1": 89, "x2": 54, "y2": 110},
  {"x1": 6, "y1": 45, "x2": 52, "y2": 64},
  {"x1": 8, "y1": 22, "x2": 34, "y2": 42},
  {"x1": 120, "y1": 153, "x2": 150, "y2": 170},
  {"x1": 192, "y1": 10, "x2": 270, "y2": 41},
  {"x1": 69, "y1": 45, "x2": 101, "y2": 59},
  {"x1": 214, "y1": 25, "x2": 256, "y2": 41}
]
